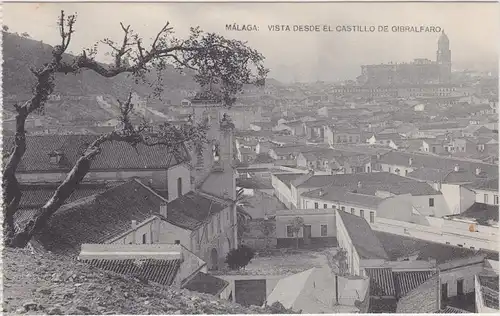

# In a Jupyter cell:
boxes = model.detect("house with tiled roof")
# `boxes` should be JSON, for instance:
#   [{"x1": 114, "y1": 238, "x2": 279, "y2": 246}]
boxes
[
  {"x1": 324, "y1": 126, "x2": 363, "y2": 146},
  {"x1": 78, "y1": 243, "x2": 207, "y2": 289},
  {"x1": 465, "y1": 177, "x2": 499, "y2": 206},
  {"x1": 273, "y1": 120, "x2": 306, "y2": 136},
  {"x1": 35, "y1": 179, "x2": 235, "y2": 271},
  {"x1": 366, "y1": 133, "x2": 405, "y2": 150},
  {"x1": 3, "y1": 134, "x2": 191, "y2": 199}
]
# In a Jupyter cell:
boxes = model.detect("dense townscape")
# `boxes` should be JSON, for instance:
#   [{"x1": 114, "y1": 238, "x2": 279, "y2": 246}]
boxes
[{"x1": 2, "y1": 4, "x2": 499, "y2": 315}]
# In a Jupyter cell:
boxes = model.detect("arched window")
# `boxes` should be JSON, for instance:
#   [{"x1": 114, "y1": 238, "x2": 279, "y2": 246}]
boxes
[{"x1": 177, "y1": 177, "x2": 182, "y2": 197}]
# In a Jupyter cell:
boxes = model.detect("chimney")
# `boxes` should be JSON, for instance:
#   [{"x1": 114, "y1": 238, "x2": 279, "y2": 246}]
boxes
[
  {"x1": 160, "y1": 203, "x2": 168, "y2": 218},
  {"x1": 408, "y1": 157, "x2": 413, "y2": 166},
  {"x1": 376, "y1": 153, "x2": 381, "y2": 160},
  {"x1": 131, "y1": 220, "x2": 137, "y2": 244},
  {"x1": 357, "y1": 181, "x2": 362, "y2": 188},
  {"x1": 454, "y1": 164, "x2": 460, "y2": 172},
  {"x1": 475, "y1": 167, "x2": 482, "y2": 176}
]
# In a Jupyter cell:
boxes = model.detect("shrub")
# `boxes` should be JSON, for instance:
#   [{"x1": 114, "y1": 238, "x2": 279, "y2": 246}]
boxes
[{"x1": 225, "y1": 245, "x2": 255, "y2": 270}]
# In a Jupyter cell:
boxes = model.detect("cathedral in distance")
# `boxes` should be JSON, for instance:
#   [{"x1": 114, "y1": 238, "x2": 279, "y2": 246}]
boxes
[{"x1": 358, "y1": 31, "x2": 452, "y2": 86}]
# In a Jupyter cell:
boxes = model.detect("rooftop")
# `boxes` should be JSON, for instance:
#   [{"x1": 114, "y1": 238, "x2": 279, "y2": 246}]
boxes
[
  {"x1": 377, "y1": 151, "x2": 498, "y2": 178},
  {"x1": 3, "y1": 134, "x2": 188, "y2": 173},
  {"x1": 36, "y1": 180, "x2": 228, "y2": 256},
  {"x1": 80, "y1": 257, "x2": 181, "y2": 286},
  {"x1": 374, "y1": 231, "x2": 499, "y2": 264},
  {"x1": 337, "y1": 210, "x2": 389, "y2": 260}
]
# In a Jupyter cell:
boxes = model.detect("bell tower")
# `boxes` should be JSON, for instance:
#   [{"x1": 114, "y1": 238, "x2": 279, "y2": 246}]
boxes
[
  {"x1": 436, "y1": 30, "x2": 452, "y2": 83},
  {"x1": 190, "y1": 88, "x2": 236, "y2": 200}
]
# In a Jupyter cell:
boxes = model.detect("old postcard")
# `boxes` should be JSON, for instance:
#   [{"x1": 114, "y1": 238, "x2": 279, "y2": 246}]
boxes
[{"x1": 1, "y1": 1, "x2": 499, "y2": 314}]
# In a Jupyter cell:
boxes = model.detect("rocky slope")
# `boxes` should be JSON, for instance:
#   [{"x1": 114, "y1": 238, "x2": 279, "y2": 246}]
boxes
[{"x1": 2, "y1": 248, "x2": 287, "y2": 315}]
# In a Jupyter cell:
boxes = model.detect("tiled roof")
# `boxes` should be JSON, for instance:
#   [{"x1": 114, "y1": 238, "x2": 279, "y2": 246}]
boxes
[
  {"x1": 337, "y1": 210, "x2": 389, "y2": 260},
  {"x1": 166, "y1": 191, "x2": 228, "y2": 231},
  {"x1": 182, "y1": 272, "x2": 229, "y2": 295},
  {"x1": 18, "y1": 182, "x2": 120, "y2": 210},
  {"x1": 252, "y1": 153, "x2": 275, "y2": 164},
  {"x1": 237, "y1": 178, "x2": 273, "y2": 190},
  {"x1": 442, "y1": 169, "x2": 487, "y2": 184},
  {"x1": 81, "y1": 258, "x2": 181, "y2": 286},
  {"x1": 478, "y1": 274, "x2": 499, "y2": 310},
  {"x1": 458, "y1": 203, "x2": 499, "y2": 225},
  {"x1": 436, "y1": 306, "x2": 468, "y2": 313},
  {"x1": 366, "y1": 268, "x2": 435, "y2": 298},
  {"x1": 36, "y1": 180, "x2": 167, "y2": 256},
  {"x1": 393, "y1": 271, "x2": 434, "y2": 298},
  {"x1": 374, "y1": 231, "x2": 499, "y2": 264},
  {"x1": 407, "y1": 168, "x2": 450, "y2": 182},
  {"x1": 419, "y1": 121, "x2": 467, "y2": 130},
  {"x1": 36, "y1": 180, "x2": 228, "y2": 255},
  {"x1": 377, "y1": 151, "x2": 498, "y2": 178},
  {"x1": 297, "y1": 172, "x2": 427, "y2": 190},
  {"x1": 365, "y1": 268, "x2": 396, "y2": 297},
  {"x1": 466, "y1": 177, "x2": 499, "y2": 191},
  {"x1": 3, "y1": 134, "x2": 188, "y2": 173}
]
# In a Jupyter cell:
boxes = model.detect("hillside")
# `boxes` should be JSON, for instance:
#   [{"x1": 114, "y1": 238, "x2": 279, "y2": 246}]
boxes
[
  {"x1": 2, "y1": 248, "x2": 287, "y2": 315},
  {"x1": 2, "y1": 31, "x2": 198, "y2": 125}
]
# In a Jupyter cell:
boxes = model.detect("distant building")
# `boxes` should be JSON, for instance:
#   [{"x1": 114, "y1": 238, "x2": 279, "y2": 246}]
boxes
[{"x1": 358, "y1": 31, "x2": 452, "y2": 86}]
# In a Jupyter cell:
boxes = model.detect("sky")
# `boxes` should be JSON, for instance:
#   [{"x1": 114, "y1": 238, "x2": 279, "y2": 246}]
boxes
[{"x1": 3, "y1": 2, "x2": 499, "y2": 83}]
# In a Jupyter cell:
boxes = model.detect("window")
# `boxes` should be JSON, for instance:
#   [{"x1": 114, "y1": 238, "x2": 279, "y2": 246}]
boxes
[
  {"x1": 324, "y1": 204, "x2": 328, "y2": 209},
  {"x1": 332, "y1": 205, "x2": 337, "y2": 209},
  {"x1": 341, "y1": 206, "x2": 345, "y2": 211},
  {"x1": 321, "y1": 225, "x2": 328, "y2": 237},
  {"x1": 360, "y1": 210, "x2": 365, "y2": 218},
  {"x1": 429, "y1": 198, "x2": 434, "y2": 207},
  {"x1": 351, "y1": 208, "x2": 355, "y2": 215},
  {"x1": 314, "y1": 202, "x2": 319, "y2": 209},
  {"x1": 370, "y1": 211, "x2": 375, "y2": 223},
  {"x1": 405, "y1": 170, "x2": 408, "y2": 176},
  {"x1": 174, "y1": 240, "x2": 180, "y2": 245},
  {"x1": 484, "y1": 194, "x2": 489, "y2": 204},
  {"x1": 142, "y1": 233, "x2": 147, "y2": 244},
  {"x1": 286, "y1": 226, "x2": 294, "y2": 238},
  {"x1": 495, "y1": 195, "x2": 499, "y2": 205},
  {"x1": 177, "y1": 177, "x2": 183, "y2": 198},
  {"x1": 388, "y1": 167, "x2": 392, "y2": 173}
]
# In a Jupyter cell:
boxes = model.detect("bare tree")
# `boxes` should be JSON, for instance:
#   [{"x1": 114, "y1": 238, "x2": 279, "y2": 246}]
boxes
[
  {"x1": 289, "y1": 216, "x2": 304, "y2": 249},
  {"x1": 3, "y1": 10, "x2": 268, "y2": 248}
]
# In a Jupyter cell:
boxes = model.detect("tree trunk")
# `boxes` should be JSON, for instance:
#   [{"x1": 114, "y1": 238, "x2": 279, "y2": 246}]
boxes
[
  {"x1": 2, "y1": 109, "x2": 28, "y2": 243},
  {"x1": 8, "y1": 153, "x2": 95, "y2": 248}
]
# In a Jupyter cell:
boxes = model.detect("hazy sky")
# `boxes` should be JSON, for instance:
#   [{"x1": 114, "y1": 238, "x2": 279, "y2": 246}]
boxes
[{"x1": 3, "y1": 2, "x2": 499, "y2": 82}]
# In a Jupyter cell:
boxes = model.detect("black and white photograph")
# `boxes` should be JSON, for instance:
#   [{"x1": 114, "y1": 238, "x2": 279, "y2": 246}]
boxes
[{"x1": 1, "y1": 1, "x2": 499, "y2": 314}]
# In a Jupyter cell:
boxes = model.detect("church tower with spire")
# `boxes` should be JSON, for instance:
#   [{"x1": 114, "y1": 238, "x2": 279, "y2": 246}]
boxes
[{"x1": 436, "y1": 30, "x2": 452, "y2": 83}]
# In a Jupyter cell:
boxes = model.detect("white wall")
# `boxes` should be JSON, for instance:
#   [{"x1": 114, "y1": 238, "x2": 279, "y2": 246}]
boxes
[
  {"x1": 276, "y1": 211, "x2": 336, "y2": 238},
  {"x1": 441, "y1": 183, "x2": 476, "y2": 215},
  {"x1": 474, "y1": 188, "x2": 499, "y2": 206},
  {"x1": 440, "y1": 263, "x2": 485, "y2": 297},
  {"x1": 167, "y1": 164, "x2": 192, "y2": 201}
]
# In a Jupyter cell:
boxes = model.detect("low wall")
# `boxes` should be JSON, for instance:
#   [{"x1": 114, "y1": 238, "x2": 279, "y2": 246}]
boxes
[{"x1": 79, "y1": 243, "x2": 183, "y2": 260}]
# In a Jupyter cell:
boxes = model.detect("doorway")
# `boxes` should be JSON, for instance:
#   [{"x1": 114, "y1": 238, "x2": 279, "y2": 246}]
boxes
[
  {"x1": 210, "y1": 248, "x2": 218, "y2": 271},
  {"x1": 303, "y1": 225, "x2": 312, "y2": 246},
  {"x1": 457, "y1": 279, "x2": 464, "y2": 296},
  {"x1": 441, "y1": 283, "x2": 448, "y2": 302}
]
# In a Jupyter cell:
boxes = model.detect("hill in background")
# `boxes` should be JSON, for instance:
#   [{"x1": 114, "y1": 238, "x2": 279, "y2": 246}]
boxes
[{"x1": 2, "y1": 31, "x2": 198, "y2": 126}]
